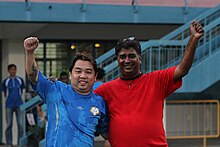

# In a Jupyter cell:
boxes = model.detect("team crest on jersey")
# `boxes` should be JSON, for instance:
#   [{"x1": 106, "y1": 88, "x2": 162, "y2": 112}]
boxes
[{"x1": 90, "y1": 106, "x2": 100, "y2": 116}]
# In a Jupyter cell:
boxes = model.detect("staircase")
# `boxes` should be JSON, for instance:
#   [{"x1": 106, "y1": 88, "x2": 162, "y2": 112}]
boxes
[{"x1": 96, "y1": 4, "x2": 220, "y2": 93}]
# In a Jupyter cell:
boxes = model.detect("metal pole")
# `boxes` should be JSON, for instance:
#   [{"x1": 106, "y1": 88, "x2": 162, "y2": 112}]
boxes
[
  {"x1": 183, "y1": 0, "x2": 188, "y2": 22},
  {"x1": 25, "y1": 0, "x2": 31, "y2": 11},
  {"x1": 183, "y1": 0, "x2": 188, "y2": 14},
  {"x1": 132, "y1": 0, "x2": 138, "y2": 13},
  {"x1": 203, "y1": 137, "x2": 206, "y2": 147},
  {"x1": 81, "y1": 0, "x2": 87, "y2": 12}
]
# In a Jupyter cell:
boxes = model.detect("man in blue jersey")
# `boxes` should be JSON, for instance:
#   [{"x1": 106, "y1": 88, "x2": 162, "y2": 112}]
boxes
[
  {"x1": 58, "y1": 71, "x2": 69, "y2": 84},
  {"x1": 2, "y1": 64, "x2": 25, "y2": 146},
  {"x1": 24, "y1": 37, "x2": 109, "y2": 147}
]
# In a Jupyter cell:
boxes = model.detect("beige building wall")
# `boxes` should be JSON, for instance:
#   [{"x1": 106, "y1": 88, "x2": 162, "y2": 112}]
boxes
[{"x1": 1, "y1": 39, "x2": 26, "y2": 145}]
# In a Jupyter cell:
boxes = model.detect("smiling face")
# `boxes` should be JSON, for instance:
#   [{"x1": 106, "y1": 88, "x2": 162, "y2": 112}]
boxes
[
  {"x1": 70, "y1": 60, "x2": 97, "y2": 95},
  {"x1": 117, "y1": 48, "x2": 141, "y2": 79}
]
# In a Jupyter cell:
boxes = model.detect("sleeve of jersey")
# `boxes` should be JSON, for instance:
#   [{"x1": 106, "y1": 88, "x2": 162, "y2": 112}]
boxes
[
  {"x1": 94, "y1": 84, "x2": 106, "y2": 100},
  {"x1": 96, "y1": 99, "x2": 109, "y2": 135},
  {"x1": 157, "y1": 66, "x2": 182, "y2": 98},
  {"x1": 31, "y1": 71, "x2": 56, "y2": 103}
]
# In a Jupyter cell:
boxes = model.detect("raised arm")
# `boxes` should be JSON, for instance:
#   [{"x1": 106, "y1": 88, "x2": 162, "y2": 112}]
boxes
[
  {"x1": 24, "y1": 37, "x2": 39, "y2": 85},
  {"x1": 174, "y1": 20, "x2": 204, "y2": 82}
]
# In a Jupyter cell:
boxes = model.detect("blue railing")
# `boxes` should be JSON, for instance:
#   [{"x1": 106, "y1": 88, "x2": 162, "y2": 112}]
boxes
[
  {"x1": 104, "y1": 19, "x2": 220, "y2": 81},
  {"x1": 102, "y1": 5, "x2": 220, "y2": 81},
  {"x1": 162, "y1": 4, "x2": 220, "y2": 40},
  {"x1": 96, "y1": 4, "x2": 220, "y2": 70},
  {"x1": 19, "y1": 95, "x2": 45, "y2": 147}
]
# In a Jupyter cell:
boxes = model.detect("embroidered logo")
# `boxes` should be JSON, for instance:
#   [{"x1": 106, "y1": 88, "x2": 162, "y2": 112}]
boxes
[{"x1": 90, "y1": 106, "x2": 100, "y2": 116}]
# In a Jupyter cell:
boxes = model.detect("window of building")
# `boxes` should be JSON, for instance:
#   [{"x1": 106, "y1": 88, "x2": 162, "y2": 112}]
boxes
[
  {"x1": 34, "y1": 40, "x2": 116, "y2": 77},
  {"x1": 35, "y1": 42, "x2": 70, "y2": 77}
]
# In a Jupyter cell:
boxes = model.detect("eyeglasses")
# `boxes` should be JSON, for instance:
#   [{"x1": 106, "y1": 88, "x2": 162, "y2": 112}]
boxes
[
  {"x1": 121, "y1": 37, "x2": 136, "y2": 42},
  {"x1": 116, "y1": 36, "x2": 141, "y2": 56}
]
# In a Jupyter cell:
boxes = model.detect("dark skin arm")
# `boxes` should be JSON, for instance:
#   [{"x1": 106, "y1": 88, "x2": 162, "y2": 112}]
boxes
[{"x1": 174, "y1": 20, "x2": 204, "y2": 82}]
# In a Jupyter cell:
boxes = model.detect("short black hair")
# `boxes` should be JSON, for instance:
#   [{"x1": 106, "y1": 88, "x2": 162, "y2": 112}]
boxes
[
  {"x1": 97, "y1": 67, "x2": 105, "y2": 80},
  {"x1": 59, "y1": 71, "x2": 68, "y2": 78},
  {"x1": 115, "y1": 37, "x2": 141, "y2": 56},
  {"x1": 7, "y1": 64, "x2": 17, "y2": 71},
  {"x1": 69, "y1": 52, "x2": 98, "y2": 74}
]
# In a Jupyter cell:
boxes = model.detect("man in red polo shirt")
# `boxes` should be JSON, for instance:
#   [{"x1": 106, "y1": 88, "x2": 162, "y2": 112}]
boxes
[{"x1": 94, "y1": 20, "x2": 204, "y2": 147}]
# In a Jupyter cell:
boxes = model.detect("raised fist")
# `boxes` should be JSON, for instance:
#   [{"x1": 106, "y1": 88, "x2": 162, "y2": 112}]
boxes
[
  {"x1": 190, "y1": 20, "x2": 204, "y2": 39},
  {"x1": 24, "y1": 37, "x2": 39, "y2": 52}
]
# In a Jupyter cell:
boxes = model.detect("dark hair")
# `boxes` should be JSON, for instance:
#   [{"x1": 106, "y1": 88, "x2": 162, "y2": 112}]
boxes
[
  {"x1": 59, "y1": 71, "x2": 68, "y2": 78},
  {"x1": 97, "y1": 67, "x2": 105, "y2": 80},
  {"x1": 7, "y1": 64, "x2": 17, "y2": 71},
  {"x1": 115, "y1": 37, "x2": 141, "y2": 56},
  {"x1": 69, "y1": 52, "x2": 98, "y2": 74}
]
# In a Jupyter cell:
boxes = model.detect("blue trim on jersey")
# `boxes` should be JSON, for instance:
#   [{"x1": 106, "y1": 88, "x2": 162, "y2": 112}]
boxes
[
  {"x1": 31, "y1": 71, "x2": 109, "y2": 147},
  {"x1": 92, "y1": 81, "x2": 104, "y2": 90},
  {"x1": 2, "y1": 76, "x2": 25, "y2": 108}
]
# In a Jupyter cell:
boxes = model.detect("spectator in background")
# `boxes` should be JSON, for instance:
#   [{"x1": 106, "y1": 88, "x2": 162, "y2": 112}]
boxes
[
  {"x1": 2, "y1": 64, "x2": 25, "y2": 146},
  {"x1": 92, "y1": 68, "x2": 111, "y2": 147},
  {"x1": 93, "y1": 67, "x2": 105, "y2": 90},
  {"x1": 58, "y1": 71, "x2": 69, "y2": 84}
]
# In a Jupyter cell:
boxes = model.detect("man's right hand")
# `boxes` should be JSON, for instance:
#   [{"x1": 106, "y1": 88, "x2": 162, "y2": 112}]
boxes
[
  {"x1": 24, "y1": 37, "x2": 39, "y2": 52},
  {"x1": 48, "y1": 76, "x2": 57, "y2": 83}
]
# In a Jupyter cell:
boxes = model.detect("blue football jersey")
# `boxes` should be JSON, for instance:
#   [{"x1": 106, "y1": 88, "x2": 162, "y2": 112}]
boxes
[{"x1": 32, "y1": 71, "x2": 109, "y2": 147}]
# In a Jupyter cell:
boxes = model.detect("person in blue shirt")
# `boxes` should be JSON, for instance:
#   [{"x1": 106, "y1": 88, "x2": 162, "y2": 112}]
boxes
[
  {"x1": 58, "y1": 71, "x2": 69, "y2": 84},
  {"x1": 24, "y1": 37, "x2": 109, "y2": 147},
  {"x1": 92, "y1": 67, "x2": 105, "y2": 90},
  {"x1": 2, "y1": 64, "x2": 25, "y2": 146},
  {"x1": 92, "y1": 68, "x2": 111, "y2": 147}
]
